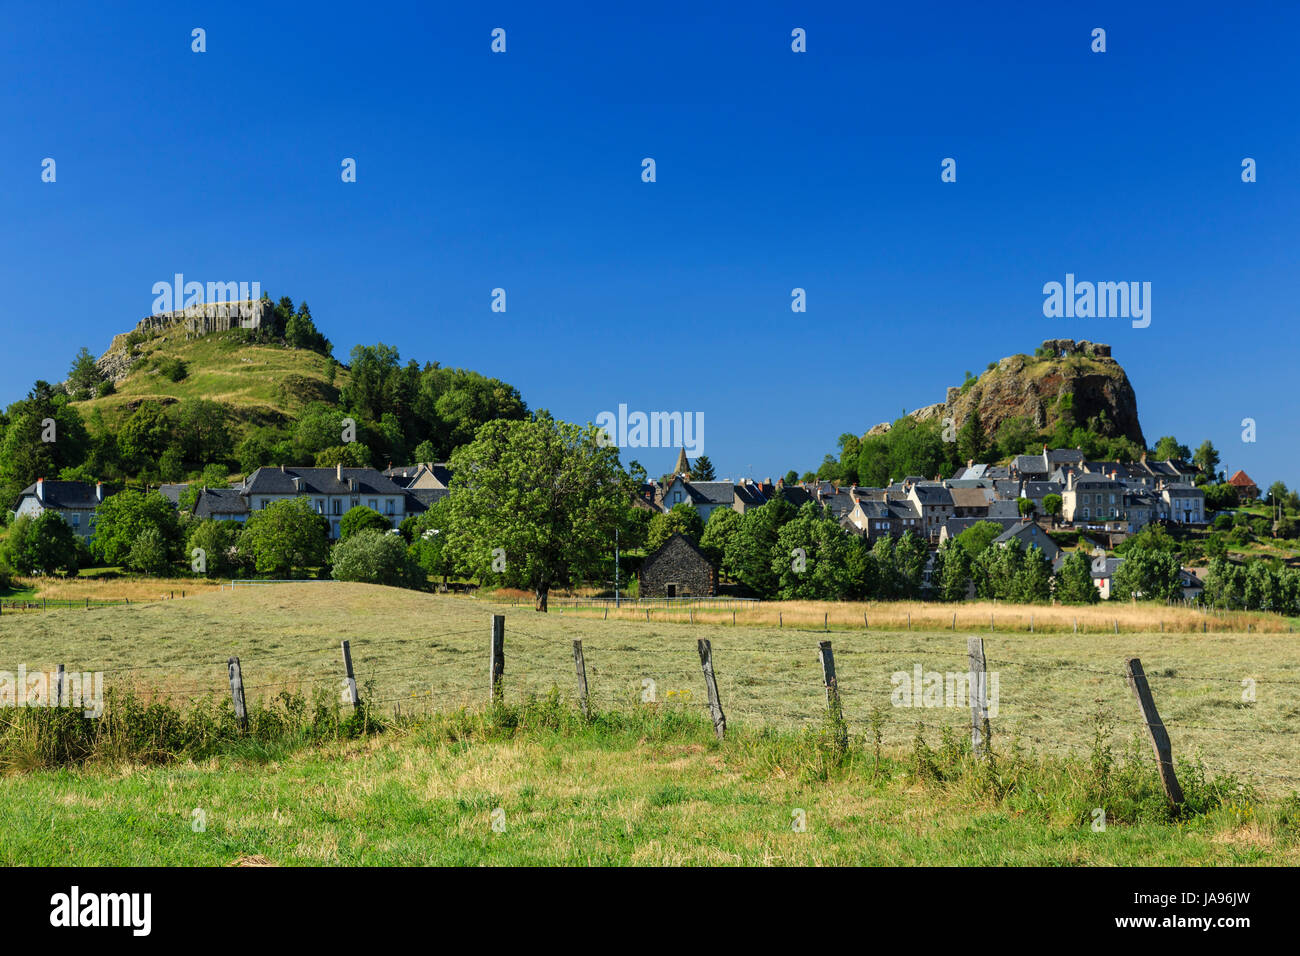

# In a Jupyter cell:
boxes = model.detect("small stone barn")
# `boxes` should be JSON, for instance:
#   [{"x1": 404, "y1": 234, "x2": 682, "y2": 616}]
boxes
[{"x1": 640, "y1": 534, "x2": 717, "y2": 598}]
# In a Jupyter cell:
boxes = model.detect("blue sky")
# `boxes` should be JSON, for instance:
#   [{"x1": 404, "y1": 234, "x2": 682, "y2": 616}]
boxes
[{"x1": 2, "y1": 1, "x2": 1296, "y2": 486}]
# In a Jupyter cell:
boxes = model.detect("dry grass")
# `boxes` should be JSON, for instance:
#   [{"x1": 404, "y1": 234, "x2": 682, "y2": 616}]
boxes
[
  {"x1": 548, "y1": 597, "x2": 1288, "y2": 634},
  {"x1": 1, "y1": 583, "x2": 1297, "y2": 795},
  {"x1": 13, "y1": 575, "x2": 225, "y2": 603}
]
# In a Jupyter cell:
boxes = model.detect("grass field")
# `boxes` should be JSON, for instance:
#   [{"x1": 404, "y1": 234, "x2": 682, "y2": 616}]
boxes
[
  {"x1": 2, "y1": 706, "x2": 1296, "y2": 866},
  {"x1": 1, "y1": 583, "x2": 1297, "y2": 799}
]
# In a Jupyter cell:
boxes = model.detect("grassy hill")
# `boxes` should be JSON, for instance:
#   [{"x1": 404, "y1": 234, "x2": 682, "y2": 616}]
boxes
[{"x1": 72, "y1": 330, "x2": 345, "y2": 432}]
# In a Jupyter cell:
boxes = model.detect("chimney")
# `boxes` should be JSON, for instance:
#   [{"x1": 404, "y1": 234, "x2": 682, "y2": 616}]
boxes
[
  {"x1": 95, "y1": 481, "x2": 103, "y2": 503},
  {"x1": 337, "y1": 462, "x2": 343, "y2": 481},
  {"x1": 36, "y1": 477, "x2": 44, "y2": 502},
  {"x1": 967, "y1": 459, "x2": 973, "y2": 469}
]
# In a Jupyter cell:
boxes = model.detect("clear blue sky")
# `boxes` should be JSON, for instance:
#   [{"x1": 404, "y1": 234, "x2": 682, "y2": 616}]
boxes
[{"x1": 2, "y1": 1, "x2": 1296, "y2": 487}]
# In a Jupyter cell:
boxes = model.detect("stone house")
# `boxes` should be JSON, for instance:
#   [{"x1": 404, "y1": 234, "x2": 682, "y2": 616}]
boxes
[
  {"x1": 1160, "y1": 483, "x2": 1206, "y2": 525},
  {"x1": 640, "y1": 534, "x2": 717, "y2": 598}
]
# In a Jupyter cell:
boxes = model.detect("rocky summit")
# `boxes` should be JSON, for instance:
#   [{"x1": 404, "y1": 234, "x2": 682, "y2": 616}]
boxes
[{"x1": 867, "y1": 339, "x2": 1144, "y2": 447}]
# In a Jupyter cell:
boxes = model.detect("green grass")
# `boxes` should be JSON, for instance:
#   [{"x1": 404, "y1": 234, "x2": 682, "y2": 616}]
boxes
[
  {"x1": 75, "y1": 330, "x2": 343, "y2": 430},
  {"x1": 0, "y1": 702, "x2": 1295, "y2": 866}
]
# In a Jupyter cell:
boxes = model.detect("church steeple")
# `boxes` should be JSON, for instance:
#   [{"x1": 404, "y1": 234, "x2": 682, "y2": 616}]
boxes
[{"x1": 673, "y1": 447, "x2": 690, "y2": 478}]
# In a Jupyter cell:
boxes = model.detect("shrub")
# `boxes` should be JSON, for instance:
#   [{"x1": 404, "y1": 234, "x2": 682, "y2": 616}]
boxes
[
  {"x1": 339, "y1": 505, "x2": 392, "y2": 541},
  {"x1": 330, "y1": 529, "x2": 424, "y2": 589}
]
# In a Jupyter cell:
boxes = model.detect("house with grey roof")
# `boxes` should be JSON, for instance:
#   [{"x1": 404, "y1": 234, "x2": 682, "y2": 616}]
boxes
[
  {"x1": 660, "y1": 476, "x2": 736, "y2": 525},
  {"x1": 193, "y1": 487, "x2": 251, "y2": 523},
  {"x1": 11, "y1": 478, "x2": 118, "y2": 541},
  {"x1": 992, "y1": 521, "x2": 1063, "y2": 569},
  {"x1": 1091, "y1": 555, "x2": 1124, "y2": 600},
  {"x1": 241, "y1": 464, "x2": 415, "y2": 539}
]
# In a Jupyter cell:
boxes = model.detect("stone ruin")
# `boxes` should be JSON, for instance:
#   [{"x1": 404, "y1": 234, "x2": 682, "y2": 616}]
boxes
[{"x1": 1039, "y1": 338, "x2": 1110, "y2": 358}]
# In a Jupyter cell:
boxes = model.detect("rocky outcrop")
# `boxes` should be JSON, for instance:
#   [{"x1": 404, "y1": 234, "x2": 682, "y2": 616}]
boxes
[
  {"x1": 95, "y1": 300, "x2": 268, "y2": 384},
  {"x1": 868, "y1": 339, "x2": 1144, "y2": 447}
]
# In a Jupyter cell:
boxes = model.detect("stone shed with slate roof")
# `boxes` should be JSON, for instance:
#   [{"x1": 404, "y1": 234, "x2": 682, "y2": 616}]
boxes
[{"x1": 640, "y1": 534, "x2": 717, "y2": 598}]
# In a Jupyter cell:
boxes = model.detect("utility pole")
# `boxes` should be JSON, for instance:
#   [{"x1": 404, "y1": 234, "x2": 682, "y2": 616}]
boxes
[{"x1": 614, "y1": 527, "x2": 620, "y2": 608}]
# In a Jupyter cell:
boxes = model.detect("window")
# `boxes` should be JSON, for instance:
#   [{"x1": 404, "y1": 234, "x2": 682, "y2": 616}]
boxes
[
  {"x1": 385, "y1": 500, "x2": 395, "y2": 515},
  {"x1": 315, "y1": 500, "x2": 325, "y2": 514},
  {"x1": 71, "y1": 513, "x2": 80, "y2": 527},
  {"x1": 333, "y1": 500, "x2": 342, "y2": 515},
  {"x1": 368, "y1": 499, "x2": 377, "y2": 510}
]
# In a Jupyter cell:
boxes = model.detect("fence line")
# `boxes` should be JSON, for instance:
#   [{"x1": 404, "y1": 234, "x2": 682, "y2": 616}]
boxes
[{"x1": 5, "y1": 610, "x2": 1298, "y2": 796}]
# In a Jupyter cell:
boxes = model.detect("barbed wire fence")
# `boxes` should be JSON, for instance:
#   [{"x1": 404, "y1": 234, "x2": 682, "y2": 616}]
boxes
[{"x1": 8, "y1": 612, "x2": 1299, "y2": 799}]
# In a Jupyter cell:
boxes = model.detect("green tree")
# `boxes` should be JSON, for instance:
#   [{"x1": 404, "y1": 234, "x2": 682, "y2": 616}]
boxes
[
  {"x1": 67, "y1": 347, "x2": 103, "y2": 393},
  {"x1": 771, "y1": 503, "x2": 857, "y2": 600},
  {"x1": 994, "y1": 417, "x2": 1038, "y2": 460},
  {"x1": 2, "y1": 512, "x2": 81, "y2": 576},
  {"x1": 340, "y1": 505, "x2": 392, "y2": 540},
  {"x1": 1017, "y1": 498, "x2": 1037, "y2": 518},
  {"x1": 444, "y1": 414, "x2": 629, "y2": 611},
  {"x1": 187, "y1": 519, "x2": 244, "y2": 578},
  {"x1": 407, "y1": 499, "x2": 455, "y2": 583},
  {"x1": 1054, "y1": 551, "x2": 1099, "y2": 604},
  {"x1": 117, "y1": 402, "x2": 175, "y2": 474},
  {"x1": 1193, "y1": 440, "x2": 1220, "y2": 479},
  {"x1": 698, "y1": 506, "x2": 742, "y2": 567},
  {"x1": 240, "y1": 497, "x2": 330, "y2": 578},
  {"x1": 690, "y1": 455, "x2": 717, "y2": 481},
  {"x1": 127, "y1": 525, "x2": 172, "y2": 575},
  {"x1": 954, "y1": 520, "x2": 1003, "y2": 562},
  {"x1": 1042, "y1": 493, "x2": 1063, "y2": 525},
  {"x1": 893, "y1": 531, "x2": 928, "y2": 598},
  {"x1": 1111, "y1": 548, "x2": 1182, "y2": 602},
  {"x1": 936, "y1": 538, "x2": 971, "y2": 601},
  {"x1": 1152, "y1": 436, "x2": 1190, "y2": 462},
  {"x1": 956, "y1": 410, "x2": 985, "y2": 465},
  {"x1": 0, "y1": 383, "x2": 91, "y2": 506},
  {"x1": 331, "y1": 528, "x2": 424, "y2": 589},
  {"x1": 91, "y1": 490, "x2": 182, "y2": 567},
  {"x1": 646, "y1": 503, "x2": 704, "y2": 553},
  {"x1": 723, "y1": 495, "x2": 796, "y2": 597},
  {"x1": 176, "y1": 399, "x2": 232, "y2": 464}
]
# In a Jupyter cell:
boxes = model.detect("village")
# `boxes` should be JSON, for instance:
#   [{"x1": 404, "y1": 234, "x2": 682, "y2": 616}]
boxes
[{"x1": 8, "y1": 442, "x2": 1265, "y2": 606}]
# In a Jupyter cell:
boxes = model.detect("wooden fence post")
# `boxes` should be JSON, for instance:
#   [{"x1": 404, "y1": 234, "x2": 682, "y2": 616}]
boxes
[
  {"x1": 967, "y1": 637, "x2": 990, "y2": 755},
  {"x1": 227, "y1": 657, "x2": 248, "y2": 730},
  {"x1": 818, "y1": 640, "x2": 848, "y2": 749},
  {"x1": 1113, "y1": 619, "x2": 1119, "y2": 634},
  {"x1": 824, "y1": 611, "x2": 828, "y2": 631},
  {"x1": 572, "y1": 639, "x2": 589, "y2": 718},
  {"x1": 697, "y1": 639, "x2": 726, "y2": 741},
  {"x1": 1029, "y1": 614, "x2": 1034, "y2": 634},
  {"x1": 489, "y1": 614, "x2": 505, "y2": 704},
  {"x1": 1124, "y1": 657, "x2": 1184, "y2": 807},
  {"x1": 55, "y1": 664, "x2": 65, "y2": 707},
  {"x1": 341, "y1": 640, "x2": 360, "y2": 711}
]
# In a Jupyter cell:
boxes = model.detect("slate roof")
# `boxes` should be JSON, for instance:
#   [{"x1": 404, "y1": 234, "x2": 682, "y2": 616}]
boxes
[
  {"x1": 986, "y1": 499, "x2": 1024, "y2": 519},
  {"x1": 244, "y1": 467, "x2": 408, "y2": 497},
  {"x1": 193, "y1": 488, "x2": 249, "y2": 519},
  {"x1": 993, "y1": 522, "x2": 1061, "y2": 558},
  {"x1": 14, "y1": 480, "x2": 116, "y2": 511},
  {"x1": 1012, "y1": 454, "x2": 1048, "y2": 475},
  {"x1": 158, "y1": 483, "x2": 190, "y2": 506},
  {"x1": 1091, "y1": 556, "x2": 1124, "y2": 578},
  {"x1": 910, "y1": 485, "x2": 953, "y2": 506},
  {"x1": 733, "y1": 483, "x2": 770, "y2": 508},
  {"x1": 685, "y1": 481, "x2": 736, "y2": 506},
  {"x1": 1022, "y1": 481, "x2": 1062, "y2": 499}
]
